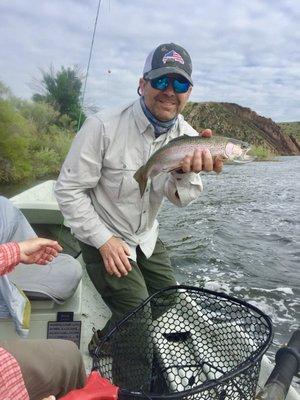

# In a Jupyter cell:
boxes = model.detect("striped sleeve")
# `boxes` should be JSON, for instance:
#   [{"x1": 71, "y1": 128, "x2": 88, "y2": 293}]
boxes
[
  {"x1": 0, "y1": 242, "x2": 21, "y2": 275},
  {"x1": 0, "y1": 347, "x2": 29, "y2": 399}
]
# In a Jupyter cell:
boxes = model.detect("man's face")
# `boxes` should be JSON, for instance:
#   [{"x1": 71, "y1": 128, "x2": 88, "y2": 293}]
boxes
[{"x1": 139, "y1": 74, "x2": 192, "y2": 122}]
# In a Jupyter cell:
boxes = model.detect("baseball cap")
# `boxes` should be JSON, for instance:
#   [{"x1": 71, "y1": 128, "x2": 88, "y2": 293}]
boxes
[{"x1": 143, "y1": 43, "x2": 193, "y2": 85}]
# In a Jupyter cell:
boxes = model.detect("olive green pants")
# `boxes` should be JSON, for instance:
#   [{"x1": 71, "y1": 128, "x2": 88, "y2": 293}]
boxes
[{"x1": 79, "y1": 238, "x2": 177, "y2": 334}]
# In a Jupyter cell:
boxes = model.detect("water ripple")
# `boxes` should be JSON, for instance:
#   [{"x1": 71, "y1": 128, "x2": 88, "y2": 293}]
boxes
[{"x1": 159, "y1": 156, "x2": 300, "y2": 355}]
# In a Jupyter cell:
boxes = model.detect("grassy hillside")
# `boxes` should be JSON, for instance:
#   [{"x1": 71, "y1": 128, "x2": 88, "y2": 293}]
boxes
[
  {"x1": 183, "y1": 102, "x2": 267, "y2": 145},
  {"x1": 182, "y1": 102, "x2": 300, "y2": 157},
  {"x1": 278, "y1": 122, "x2": 300, "y2": 141}
]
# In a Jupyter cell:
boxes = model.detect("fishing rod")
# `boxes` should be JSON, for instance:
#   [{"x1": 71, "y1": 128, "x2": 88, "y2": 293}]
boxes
[
  {"x1": 77, "y1": 0, "x2": 102, "y2": 131},
  {"x1": 256, "y1": 329, "x2": 300, "y2": 400}
]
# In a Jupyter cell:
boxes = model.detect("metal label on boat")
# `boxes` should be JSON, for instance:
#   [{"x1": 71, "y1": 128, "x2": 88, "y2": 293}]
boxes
[
  {"x1": 57, "y1": 311, "x2": 74, "y2": 322},
  {"x1": 47, "y1": 320, "x2": 81, "y2": 348}
]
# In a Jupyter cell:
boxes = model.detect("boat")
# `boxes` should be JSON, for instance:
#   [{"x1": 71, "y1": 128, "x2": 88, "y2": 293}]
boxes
[{"x1": 0, "y1": 180, "x2": 299, "y2": 398}]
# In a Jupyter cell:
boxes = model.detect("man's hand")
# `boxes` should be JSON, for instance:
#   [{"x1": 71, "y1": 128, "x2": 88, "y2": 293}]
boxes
[
  {"x1": 178, "y1": 129, "x2": 223, "y2": 174},
  {"x1": 18, "y1": 238, "x2": 62, "y2": 265},
  {"x1": 99, "y1": 236, "x2": 132, "y2": 278}
]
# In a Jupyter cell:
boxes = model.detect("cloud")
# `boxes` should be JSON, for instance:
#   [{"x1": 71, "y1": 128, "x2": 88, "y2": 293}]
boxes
[{"x1": 0, "y1": 0, "x2": 299, "y2": 121}]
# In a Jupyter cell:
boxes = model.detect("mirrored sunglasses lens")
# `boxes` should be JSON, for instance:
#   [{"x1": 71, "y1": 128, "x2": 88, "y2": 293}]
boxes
[
  {"x1": 173, "y1": 79, "x2": 190, "y2": 93},
  {"x1": 151, "y1": 77, "x2": 169, "y2": 90}
]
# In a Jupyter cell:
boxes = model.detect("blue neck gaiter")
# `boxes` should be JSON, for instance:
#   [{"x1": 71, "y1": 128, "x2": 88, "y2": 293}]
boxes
[{"x1": 140, "y1": 97, "x2": 177, "y2": 138}]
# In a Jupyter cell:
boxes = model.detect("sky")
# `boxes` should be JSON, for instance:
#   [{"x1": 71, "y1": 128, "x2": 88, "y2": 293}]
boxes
[{"x1": 0, "y1": 0, "x2": 299, "y2": 122}]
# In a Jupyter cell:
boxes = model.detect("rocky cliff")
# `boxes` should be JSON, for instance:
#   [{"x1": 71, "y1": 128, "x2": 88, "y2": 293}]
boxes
[{"x1": 182, "y1": 102, "x2": 300, "y2": 155}]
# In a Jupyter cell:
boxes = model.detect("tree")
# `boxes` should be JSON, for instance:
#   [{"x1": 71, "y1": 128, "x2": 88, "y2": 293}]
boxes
[{"x1": 32, "y1": 66, "x2": 85, "y2": 127}]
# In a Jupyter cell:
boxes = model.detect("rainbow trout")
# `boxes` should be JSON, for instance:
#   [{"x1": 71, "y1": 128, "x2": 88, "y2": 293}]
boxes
[{"x1": 134, "y1": 134, "x2": 252, "y2": 196}]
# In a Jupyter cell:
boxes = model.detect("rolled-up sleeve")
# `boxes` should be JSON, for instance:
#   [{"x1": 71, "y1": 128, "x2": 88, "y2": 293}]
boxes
[
  {"x1": 164, "y1": 171, "x2": 203, "y2": 207},
  {"x1": 0, "y1": 242, "x2": 20, "y2": 275},
  {"x1": 55, "y1": 117, "x2": 113, "y2": 249}
]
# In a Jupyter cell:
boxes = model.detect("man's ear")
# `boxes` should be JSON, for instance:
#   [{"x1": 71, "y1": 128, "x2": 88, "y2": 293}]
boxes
[{"x1": 139, "y1": 78, "x2": 146, "y2": 96}]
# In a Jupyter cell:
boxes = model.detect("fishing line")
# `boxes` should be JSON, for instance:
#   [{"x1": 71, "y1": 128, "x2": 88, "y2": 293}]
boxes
[
  {"x1": 77, "y1": 0, "x2": 103, "y2": 131},
  {"x1": 59, "y1": 0, "x2": 103, "y2": 250}
]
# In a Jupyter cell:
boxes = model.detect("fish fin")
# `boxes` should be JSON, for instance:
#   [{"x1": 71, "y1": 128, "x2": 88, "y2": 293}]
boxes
[{"x1": 134, "y1": 166, "x2": 148, "y2": 197}]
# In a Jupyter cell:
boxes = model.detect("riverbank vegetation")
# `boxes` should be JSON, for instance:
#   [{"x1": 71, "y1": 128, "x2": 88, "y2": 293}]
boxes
[
  {"x1": 0, "y1": 93, "x2": 75, "y2": 182},
  {"x1": 0, "y1": 67, "x2": 85, "y2": 183},
  {"x1": 248, "y1": 145, "x2": 276, "y2": 161}
]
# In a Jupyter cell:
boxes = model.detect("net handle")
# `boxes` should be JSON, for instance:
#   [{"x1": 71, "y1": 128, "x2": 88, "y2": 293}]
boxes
[{"x1": 255, "y1": 329, "x2": 300, "y2": 400}]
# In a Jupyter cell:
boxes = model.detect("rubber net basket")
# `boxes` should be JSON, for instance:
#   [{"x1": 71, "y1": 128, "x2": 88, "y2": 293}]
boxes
[{"x1": 93, "y1": 285, "x2": 273, "y2": 399}]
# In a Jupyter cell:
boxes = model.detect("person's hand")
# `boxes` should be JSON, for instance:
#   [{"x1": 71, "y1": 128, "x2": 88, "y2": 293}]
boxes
[
  {"x1": 18, "y1": 238, "x2": 62, "y2": 265},
  {"x1": 178, "y1": 129, "x2": 223, "y2": 174},
  {"x1": 99, "y1": 236, "x2": 132, "y2": 278},
  {"x1": 41, "y1": 396, "x2": 55, "y2": 400}
]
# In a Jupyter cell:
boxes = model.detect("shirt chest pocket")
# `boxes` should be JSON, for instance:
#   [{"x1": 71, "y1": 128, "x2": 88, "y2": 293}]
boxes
[{"x1": 101, "y1": 166, "x2": 141, "y2": 204}]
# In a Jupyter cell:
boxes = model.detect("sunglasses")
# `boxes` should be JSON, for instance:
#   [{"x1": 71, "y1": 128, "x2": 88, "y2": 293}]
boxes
[{"x1": 149, "y1": 76, "x2": 191, "y2": 93}]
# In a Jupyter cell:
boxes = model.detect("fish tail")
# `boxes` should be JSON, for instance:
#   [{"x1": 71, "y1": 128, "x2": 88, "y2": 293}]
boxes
[{"x1": 134, "y1": 166, "x2": 148, "y2": 197}]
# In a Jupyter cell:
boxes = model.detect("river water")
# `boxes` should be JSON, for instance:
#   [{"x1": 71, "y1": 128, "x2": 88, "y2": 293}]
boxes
[
  {"x1": 159, "y1": 156, "x2": 300, "y2": 360},
  {"x1": 1, "y1": 157, "x2": 299, "y2": 361}
]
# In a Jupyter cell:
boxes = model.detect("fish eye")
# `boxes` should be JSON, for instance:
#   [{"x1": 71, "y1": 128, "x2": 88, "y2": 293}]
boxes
[{"x1": 241, "y1": 142, "x2": 249, "y2": 149}]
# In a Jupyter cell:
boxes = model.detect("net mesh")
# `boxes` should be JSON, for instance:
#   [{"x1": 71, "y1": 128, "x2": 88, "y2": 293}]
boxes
[{"x1": 93, "y1": 285, "x2": 272, "y2": 399}]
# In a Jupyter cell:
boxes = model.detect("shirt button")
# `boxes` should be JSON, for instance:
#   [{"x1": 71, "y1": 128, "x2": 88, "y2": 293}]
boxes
[{"x1": 143, "y1": 210, "x2": 146, "y2": 214}]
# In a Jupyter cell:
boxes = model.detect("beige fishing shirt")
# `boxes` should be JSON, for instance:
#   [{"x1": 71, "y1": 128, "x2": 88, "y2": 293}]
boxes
[{"x1": 55, "y1": 99, "x2": 203, "y2": 260}]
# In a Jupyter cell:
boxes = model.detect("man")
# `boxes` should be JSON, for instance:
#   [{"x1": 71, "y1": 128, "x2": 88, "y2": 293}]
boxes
[{"x1": 55, "y1": 43, "x2": 223, "y2": 354}]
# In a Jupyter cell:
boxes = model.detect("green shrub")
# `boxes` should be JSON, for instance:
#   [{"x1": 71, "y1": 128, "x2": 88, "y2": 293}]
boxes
[
  {"x1": 48, "y1": 129, "x2": 74, "y2": 160},
  {"x1": 249, "y1": 145, "x2": 277, "y2": 161},
  {"x1": 31, "y1": 127, "x2": 74, "y2": 171},
  {"x1": 0, "y1": 100, "x2": 33, "y2": 182},
  {"x1": 0, "y1": 87, "x2": 75, "y2": 183},
  {"x1": 15, "y1": 99, "x2": 59, "y2": 134},
  {"x1": 32, "y1": 147, "x2": 61, "y2": 177}
]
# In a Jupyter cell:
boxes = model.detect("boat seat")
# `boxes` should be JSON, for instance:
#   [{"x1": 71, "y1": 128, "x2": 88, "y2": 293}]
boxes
[
  {"x1": 0, "y1": 195, "x2": 83, "y2": 303},
  {"x1": 8, "y1": 252, "x2": 82, "y2": 303}
]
